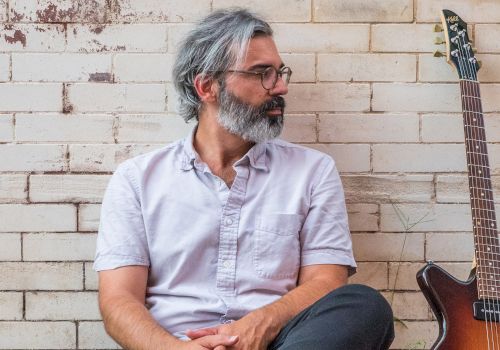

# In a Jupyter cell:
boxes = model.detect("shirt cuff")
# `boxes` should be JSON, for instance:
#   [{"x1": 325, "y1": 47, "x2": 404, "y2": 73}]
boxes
[
  {"x1": 93, "y1": 254, "x2": 149, "y2": 271},
  {"x1": 301, "y1": 249, "x2": 357, "y2": 276}
]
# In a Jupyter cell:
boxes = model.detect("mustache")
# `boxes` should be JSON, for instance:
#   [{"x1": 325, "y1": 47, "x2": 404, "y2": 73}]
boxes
[{"x1": 262, "y1": 96, "x2": 286, "y2": 111}]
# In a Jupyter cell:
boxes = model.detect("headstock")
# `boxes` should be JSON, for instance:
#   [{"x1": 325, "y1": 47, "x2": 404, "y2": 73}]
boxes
[{"x1": 436, "y1": 9, "x2": 480, "y2": 80}]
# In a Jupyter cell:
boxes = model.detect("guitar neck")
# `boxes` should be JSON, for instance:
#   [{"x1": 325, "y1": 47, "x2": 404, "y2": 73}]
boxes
[{"x1": 460, "y1": 79, "x2": 500, "y2": 300}]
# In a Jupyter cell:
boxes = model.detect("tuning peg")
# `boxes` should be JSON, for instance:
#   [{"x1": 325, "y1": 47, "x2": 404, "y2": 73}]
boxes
[
  {"x1": 477, "y1": 61, "x2": 482, "y2": 68},
  {"x1": 434, "y1": 37, "x2": 446, "y2": 45},
  {"x1": 472, "y1": 47, "x2": 478, "y2": 53},
  {"x1": 434, "y1": 24, "x2": 444, "y2": 32},
  {"x1": 433, "y1": 50, "x2": 445, "y2": 57}
]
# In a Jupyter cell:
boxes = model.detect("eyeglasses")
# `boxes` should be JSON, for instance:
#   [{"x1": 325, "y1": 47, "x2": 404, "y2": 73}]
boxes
[{"x1": 225, "y1": 66, "x2": 292, "y2": 91}]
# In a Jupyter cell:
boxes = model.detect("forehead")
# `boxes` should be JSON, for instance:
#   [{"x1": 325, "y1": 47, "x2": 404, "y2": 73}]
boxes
[{"x1": 241, "y1": 35, "x2": 282, "y2": 69}]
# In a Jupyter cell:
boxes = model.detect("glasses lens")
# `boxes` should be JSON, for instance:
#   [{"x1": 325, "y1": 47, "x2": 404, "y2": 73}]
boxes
[
  {"x1": 281, "y1": 67, "x2": 291, "y2": 85},
  {"x1": 262, "y1": 67, "x2": 277, "y2": 90}
]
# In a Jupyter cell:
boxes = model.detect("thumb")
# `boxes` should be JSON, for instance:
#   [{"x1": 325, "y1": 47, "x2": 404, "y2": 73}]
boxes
[{"x1": 197, "y1": 334, "x2": 239, "y2": 348}]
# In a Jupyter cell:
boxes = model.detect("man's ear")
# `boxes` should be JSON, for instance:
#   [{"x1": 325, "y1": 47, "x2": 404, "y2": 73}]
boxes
[{"x1": 194, "y1": 74, "x2": 219, "y2": 103}]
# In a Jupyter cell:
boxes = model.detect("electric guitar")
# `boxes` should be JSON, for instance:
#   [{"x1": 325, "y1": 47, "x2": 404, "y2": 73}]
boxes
[{"x1": 417, "y1": 9, "x2": 500, "y2": 349}]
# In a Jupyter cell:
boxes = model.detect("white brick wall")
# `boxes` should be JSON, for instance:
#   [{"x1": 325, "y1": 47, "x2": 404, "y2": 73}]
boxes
[{"x1": 0, "y1": 1, "x2": 498, "y2": 349}]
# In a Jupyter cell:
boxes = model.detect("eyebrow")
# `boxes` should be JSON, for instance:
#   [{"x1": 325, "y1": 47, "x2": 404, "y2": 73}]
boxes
[{"x1": 247, "y1": 62, "x2": 285, "y2": 71}]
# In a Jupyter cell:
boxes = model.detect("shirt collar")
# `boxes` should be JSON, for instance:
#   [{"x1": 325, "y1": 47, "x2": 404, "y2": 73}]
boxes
[{"x1": 180, "y1": 125, "x2": 268, "y2": 172}]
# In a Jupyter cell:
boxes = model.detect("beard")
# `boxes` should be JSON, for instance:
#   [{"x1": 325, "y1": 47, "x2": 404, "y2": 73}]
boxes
[{"x1": 216, "y1": 85, "x2": 285, "y2": 143}]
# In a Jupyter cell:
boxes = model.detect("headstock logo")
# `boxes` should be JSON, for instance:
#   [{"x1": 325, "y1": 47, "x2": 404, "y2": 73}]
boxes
[{"x1": 447, "y1": 16, "x2": 459, "y2": 23}]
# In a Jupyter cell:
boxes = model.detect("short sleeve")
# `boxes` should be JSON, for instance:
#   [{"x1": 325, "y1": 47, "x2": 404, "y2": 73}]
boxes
[
  {"x1": 300, "y1": 156, "x2": 357, "y2": 276},
  {"x1": 93, "y1": 161, "x2": 150, "y2": 271}
]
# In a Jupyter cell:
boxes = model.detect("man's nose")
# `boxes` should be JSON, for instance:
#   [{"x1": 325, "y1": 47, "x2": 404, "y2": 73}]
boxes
[{"x1": 269, "y1": 76, "x2": 288, "y2": 96}]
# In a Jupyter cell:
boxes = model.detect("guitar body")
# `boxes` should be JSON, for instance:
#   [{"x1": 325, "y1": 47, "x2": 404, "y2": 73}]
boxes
[{"x1": 417, "y1": 263, "x2": 499, "y2": 349}]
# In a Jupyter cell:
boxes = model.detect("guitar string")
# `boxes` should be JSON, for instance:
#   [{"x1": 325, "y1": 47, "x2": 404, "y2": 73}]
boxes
[
  {"x1": 458, "y1": 30, "x2": 498, "y2": 347},
  {"x1": 455, "y1": 32, "x2": 492, "y2": 348}
]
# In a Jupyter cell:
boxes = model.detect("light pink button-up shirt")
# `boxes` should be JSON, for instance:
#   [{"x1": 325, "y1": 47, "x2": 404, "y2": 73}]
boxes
[{"x1": 94, "y1": 127, "x2": 356, "y2": 339}]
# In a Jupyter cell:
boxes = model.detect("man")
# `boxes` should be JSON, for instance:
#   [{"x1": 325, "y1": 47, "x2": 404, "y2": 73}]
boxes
[{"x1": 94, "y1": 8, "x2": 394, "y2": 350}]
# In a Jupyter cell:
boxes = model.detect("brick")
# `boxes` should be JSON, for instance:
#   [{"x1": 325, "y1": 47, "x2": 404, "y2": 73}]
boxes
[
  {"x1": 426, "y1": 233, "x2": 474, "y2": 262},
  {"x1": 79, "y1": 322, "x2": 121, "y2": 349},
  {"x1": 319, "y1": 114, "x2": 419, "y2": 142},
  {"x1": 0, "y1": 204, "x2": 76, "y2": 232},
  {"x1": 318, "y1": 54, "x2": 416, "y2": 82},
  {"x1": 116, "y1": 0, "x2": 210, "y2": 22},
  {"x1": 372, "y1": 144, "x2": 466, "y2": 172},
  {"x1": 0, "y1": 175, "x2": 27, "y2": 203},
  {"x1": 0, "y1": 321, "x2": 75, "y2": 349},
  {"x1": 0, "y1": 114, "x2": 13, "y2": 142},
  {"x1": 314, "y1": 0, "x2": 412, "y2": 22},
  {"x1": 281, "y1": 114, "x2": 316, "y2": 143},
  {"x1": 213, "y1": 0, "x2": 311, "y2": 22},
  {"x1": 372, "y1": 83, "x2": 461, "y2": 112},
  {"x1": 67, "y1": 24, "x2": 168, "y2": 53},
  {"x1": 0, "y1": 292, "x2": 23, "y2": 320},
  {"x1": 346, "y1": 203, "x2": 379, "y2": 232},
  {"x1": 353, "y1": 233, "x2": 424, "y2": 262},
  {"x1": 417, "y1": 0, "x2": 500, "y2": 23},
  {"x1": 167, "y1": 24, "x2": 195, "y2": 52},
  {"x1": 12, "y1": 53, "x2": 112, "y2": 82},
  {"x1": 391, "y1": 321, "x2": 438, "y2": 350},
  {"x1": 67, "y1": 83, "x2": 166, "y2": 112},
  {"x1": 30, "y1": 175, "x2": 110, "y2": 203},
  {"x1": 280, "y1": 54, "x2": 315, "y2": 83},
  {"x1": 9, "y1": 0, "x2": 109, "y2": 23},
  {"x1": 287, "y1": 84, "x2": 370, "y2": 112},
  {"x1": 421, "y1": 114, "x2": 463, "y2": 142},
  {"x1": 305, "y1": 144, "x2": 370, "y2": 172},
  {"x1": 434, "y1": 262, "x2": 475, "y2": 281},
  {"x1": 491, "y1": 144, "x2": 500, "y2": 173},
  {"x1": 69, "y1": 144, "x2": 163, "y2": 172},
  {"x1": 437, "y1": 175, "x2": 500, "y2": 203},
  {"x1": 0, "y1": 24, "x2": 65, "y2": 52},
  {"x1": 476, "y1": 25, "x2": 500, "y2": 53},
  {"x1": 0, "y1": 262, "x2": 82, "y2": 290},
  {"x1": 0, "y1": 233, "x2": 21, "y2": 261},
  {"x1": 477, "y1": 55, "x2": 500, "y2": 82},
  {"x1": 387, "y1": 292, "x2": 430, "y2": 320},
  {"x1": 16, "y1": 114, "x2": 115, "y2": 143},
  {"x1": 0, "y1": 54, "x2": 8, "y2": 81},
  {"x1": 79, "y1": 204, "x2": 101, "y2": 232},
  {"x1": 372, "y1": 24, "x2": 436, "y2": 53},
  {"x1": 0, "y1": 83, "x2": 62, "y2": 112},
  {"x1": 114, "y1": 53, "x2": 173, "y2": 82},
  {"x1": 273, "y1": 24, "x2": 369, "y2": 53},
  {"x1": 348, "y1": 262, "x2": 387, "y2": 290},
  {"x1": 343, "y1": 175, "x2": 434, "y2": 203},
  {"x1": 117, "y1": 114, "x2": 193, "y2": 143},
  {"x1": 418, "y1": 54, "x2": 460, "y2": 82},
  {"x1": 380, "y1": 204, "x2": 471, "y2": 232},
  {"x1": 388, "y1": 262, "x2": 425, "y2": 290},
  {"x1": 0, "y1": 144, "x2": 66, "y2": 171},
  {"x1": 23, "y1": 233, "x2": 97, "y2": 261},
  {"x1": 26, "y1": 292, "x2": 99, "y2": 320},
  {"x1": 84, "y1": 262, "x2": 98, "y2": 290},
  {"x1": 481, "y1": 84, "x2": 500, "y2": 112}
]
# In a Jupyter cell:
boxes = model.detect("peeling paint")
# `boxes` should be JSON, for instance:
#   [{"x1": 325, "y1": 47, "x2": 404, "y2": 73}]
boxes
[
  {"x1": 4, "y1": 30, "x2": 26, "y2": 47},
  {"x1": 90, "y1": 26, "x2": 105, "y2": 34},
  {"x1": 88, "y1": 72, "x2": 112, "y2": 82},
  {"x1": 10, "y1": 10, "x2": 25, "y2": 22},
  {"x1": 35, "y1": 26, "x2": 47, "y2": 32},
  {"x1": 3, "y1": 24, "x2": 14, "y2": 30},
  {"x1": 33, "y1": 1, "x2": 106, "y2": 23}
]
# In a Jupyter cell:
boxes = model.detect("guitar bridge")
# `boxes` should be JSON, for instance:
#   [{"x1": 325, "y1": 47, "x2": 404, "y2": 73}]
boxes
[{"x1": 473, "y1": 300, "x2": 500, "y2": 322}]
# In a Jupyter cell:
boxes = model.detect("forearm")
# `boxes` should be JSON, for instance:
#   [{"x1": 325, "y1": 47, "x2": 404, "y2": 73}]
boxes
[{"x1": 100, "y1": 294, "x2": 182, "y2": 350}]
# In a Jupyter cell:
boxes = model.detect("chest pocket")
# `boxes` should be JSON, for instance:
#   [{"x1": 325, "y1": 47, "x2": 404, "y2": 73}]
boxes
[{"x1": 253, "y1": 213, "x2": 303, "y2": 279}]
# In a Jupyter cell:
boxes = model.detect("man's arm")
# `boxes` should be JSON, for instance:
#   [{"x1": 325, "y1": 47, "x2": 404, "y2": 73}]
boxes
[
  {"x1": 187, "y1": 264, "x2": 348, "y2": 350},
  {"x1": 99, "y1": 266, "x2": 239, "y2": 350}
]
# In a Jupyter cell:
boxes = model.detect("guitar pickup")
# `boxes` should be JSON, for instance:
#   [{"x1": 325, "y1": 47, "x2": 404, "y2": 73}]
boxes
[{"x1": 473, "y1": 300, "x2": 500, "y2": 322}]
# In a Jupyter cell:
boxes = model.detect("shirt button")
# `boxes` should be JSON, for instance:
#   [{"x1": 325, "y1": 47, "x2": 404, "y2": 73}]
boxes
[
  {"x1": 225, "y1": 218, "x2": 233, "y2": 225},
  {"x1": 223, "y1": 260, "x2": 232, "y2": 268}
]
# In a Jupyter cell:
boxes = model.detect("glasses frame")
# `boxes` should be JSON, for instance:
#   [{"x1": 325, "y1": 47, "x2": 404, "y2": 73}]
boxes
[{"x1": 224, "y1": 66, "x2": 292, "y2": 91}]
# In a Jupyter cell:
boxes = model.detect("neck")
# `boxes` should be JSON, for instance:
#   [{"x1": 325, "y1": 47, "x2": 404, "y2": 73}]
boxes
[{"x1": 193, "y1": 108, "x2": 254, "y2": 169}]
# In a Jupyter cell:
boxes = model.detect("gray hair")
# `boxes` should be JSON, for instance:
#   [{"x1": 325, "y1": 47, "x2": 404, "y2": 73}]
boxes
[{"x1": 172, "y1": 8, "x2": 273, "y2": 123}]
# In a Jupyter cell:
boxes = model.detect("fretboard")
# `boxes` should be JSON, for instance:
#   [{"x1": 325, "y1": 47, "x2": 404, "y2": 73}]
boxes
[{"x1": 460, "y1": 79, "x2": 500, "y2": 300}]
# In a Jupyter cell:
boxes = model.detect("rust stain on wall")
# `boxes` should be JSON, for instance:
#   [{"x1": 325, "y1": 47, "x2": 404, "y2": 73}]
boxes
[
  {"x1": 89, "y1": 72, "x2": 113, "y2": 82},
  {"x1": 4, "y1": 30, "x2": 26, "y2": 47}
]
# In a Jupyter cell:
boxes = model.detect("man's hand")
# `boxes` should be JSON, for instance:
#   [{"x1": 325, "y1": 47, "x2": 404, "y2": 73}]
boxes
[
  {"x1": 186, "y1": 312, "x2": 276, "y2": 350},
  {"x1": 179, "y1": 334, "x2": 239, "y2": 350}
]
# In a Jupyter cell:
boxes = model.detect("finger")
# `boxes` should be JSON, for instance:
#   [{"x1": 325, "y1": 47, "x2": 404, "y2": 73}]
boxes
[
  {"x1": 186, "y1": 327, "x2": 218, "y2": 339},
  {"x1": 197, "y1": 334, "x2": 238, "y2": 348}
]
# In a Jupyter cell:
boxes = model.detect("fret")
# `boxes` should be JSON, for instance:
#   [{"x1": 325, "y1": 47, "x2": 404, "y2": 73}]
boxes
[
  {"x1": 470, "y1": 176, "x2": 495, "y2": 181},
  {"x1": 460, "y1": 79, "x2": 479, "y2": 83},
  {"x1": 472, "y1": 208, "x2": 498, "y2": 213},
  {"x1": 462, "y1": 95, "x2": 481, "y2": 100},
  {"x1": 470, "y1": 186, "x2": 493, "y2": 192},
  {"x1": 463, "y1": 110, "x2": 483, "y2": 114},
  {"x1": 464, "y1": 124, "x2": 485, "y2": 128}
]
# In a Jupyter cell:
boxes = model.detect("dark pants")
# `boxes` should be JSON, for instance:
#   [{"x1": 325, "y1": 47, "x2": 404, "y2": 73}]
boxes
[{"x1": 268, "y1": 284, "x2": 395, "y2": 350}]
